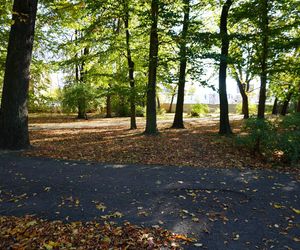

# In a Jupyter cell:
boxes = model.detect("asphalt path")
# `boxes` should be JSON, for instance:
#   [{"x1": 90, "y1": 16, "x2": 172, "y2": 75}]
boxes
[{"x1": 0, "y1": 152, "x2": 299, "y2": 249}]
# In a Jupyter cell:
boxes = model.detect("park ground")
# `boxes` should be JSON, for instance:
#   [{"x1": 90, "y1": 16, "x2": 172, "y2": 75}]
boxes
[{"x1": 1, "y1": 113, "x2": 300, "y2": 249}]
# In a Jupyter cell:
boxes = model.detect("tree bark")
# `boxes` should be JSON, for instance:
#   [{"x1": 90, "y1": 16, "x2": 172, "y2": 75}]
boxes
[
  {"x1": 145, "y1": 0, "x2": 159, "y2": 135},
  {"x1": 106, "y1": 94, "x2": 112, "y2": 118},
  {"x1": 272, "y1": 97, "x2": 278, "y2": 115},
  {"x1": 172, "y1": 0, "x2": 190, "y2": 129},
  {"x1": 257, "y1": 0, "x2": 269, "y2": 119},
  {"x1": 0, "y1": 0, "x2": 38, "y2": 149},
  {"x1": 77, "y1": 47, "x2": 88, "y2": 119},
  {"x1": 168, "y1": 94, "x2": 175, "y2": 113},
  {"x1": 124, "y1": 1, "x2": 137, "y2": 129},
  {"x1": 233, "y1": 69, "x2": 249, "y2": 119},
  {"x1": 218, "y1": 0, "x2": 232, "y2": 135},
  {"x1": 280, "y1": 93, "x2": 292, "y2": 116}
]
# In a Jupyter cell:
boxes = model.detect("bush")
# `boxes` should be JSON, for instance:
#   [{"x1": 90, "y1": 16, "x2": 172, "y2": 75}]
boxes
[
  {"x1": 237, "y1": 118, "x2": 276, "y2": 156},
  {"x1": 157, "y1": 107, "x2": 166, "y2": 116},
  {"x1": 277, "y1": 114, "x2": 300, "y2": 163},
  {"x1": 236, "y1": 103, "x2": 257, "y2": 115},
  {"x1": 135, "y1": 106, "x2": 145, "y2": 117},
  {"x1": 237, "y1": 114, "x2": 300, "y2": 165},
  {"x1": 190, "y1": 104, "x2": 209, "y2": 117}
]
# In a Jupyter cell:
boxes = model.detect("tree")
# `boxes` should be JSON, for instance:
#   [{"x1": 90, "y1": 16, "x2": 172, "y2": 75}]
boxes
[
  {"x1": 123, "y1": 0, "x2": 137, "y2": 129},
  {"x1": 218, "y1": 0, "x2": 232, "y2": 135},
  {"x1": 145, "y1": 0, "x2": 159, "y2": 135},
  {"x1": 0, "y1": 0, "x2": 39, "y2": 149},
  {"x1": 172, "y1": 0, "x2": 190, "y2": 129}
]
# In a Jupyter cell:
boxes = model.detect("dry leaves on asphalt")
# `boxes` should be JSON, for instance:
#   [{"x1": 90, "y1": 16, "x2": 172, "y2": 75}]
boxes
[{"x1": 0, "y1": 215, "x2": 194, "y2": 249}]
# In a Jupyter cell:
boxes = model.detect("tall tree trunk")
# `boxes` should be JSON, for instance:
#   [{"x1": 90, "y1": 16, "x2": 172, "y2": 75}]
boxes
[
  {"x1": 272, "y1": 97, "x2": 278, "y2": 115},
  {"x1": 257, "y1": 0, "x2": 269, "y2": 119},
  {"x1": 233, "y1": 70, "x2": 249, "y2": 119},
  {"x1": 106, "y1": 94, "x2": 112, "y2": 118},
  {"x1": 0, "y1": 0, "x2": 38, "y2": 149},
  {"x1": 168, "y1": 94, "x2": 175, "y2": 113},
  {"x1": 297, "y1": 83, "x2": 300, "y2": 113},
  {"x1": 281, "y1": 93, "x2": 292, "y2": 116},
  {"x1": 145, "y1": 0, "x2": 159, "y2": 135},
  {"x1": 172, "y1": 0, "x2": 190, "y2": 129},
  {"x1": 124, "y1": 2, "x2": 137, "y2": 129},
  {"x1": 77, "y1": 47, "x2": 88, "y2": 119},
  {"x1": 218, "y1": 0, "x2": 232, "y2": 135}
]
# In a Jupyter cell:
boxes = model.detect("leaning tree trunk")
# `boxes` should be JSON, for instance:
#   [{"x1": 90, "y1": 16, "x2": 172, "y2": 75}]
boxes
[
  {"x1": 168, "y1": 94, "x2": 175, "y2": 113},
  {"x1": 172, "y1": 0, "x2": 190, "y2": 129},
  {"x1": 257, "y1": 0, "x2": 269, "y2": 119},
  {"x1": 124, "y1": 2, "x2": 137, "y2": 129},
  {"x1": 272, "y1": 97, "x2": 278, "y2": 115},
  {"x1": 145, "y1": 0, "x2": 159, "y2": 135},
  {"x1": 0, "y1": 0, "x2": 38, "y2": 150},
  {"x1": 234, "y1": 72, "x2": 249, "y2": 119},
  {"x1": 281, "y1": 93, "x2": 292, "y2": 116},
  {"x1": 218, "y1": 0, "x2": 232, "y2": 135}
]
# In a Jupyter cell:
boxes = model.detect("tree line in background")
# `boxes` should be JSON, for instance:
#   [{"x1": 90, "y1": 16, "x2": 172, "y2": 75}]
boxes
[{"x1": 0, "y1": 0, "x2": 299, "y2": 150}]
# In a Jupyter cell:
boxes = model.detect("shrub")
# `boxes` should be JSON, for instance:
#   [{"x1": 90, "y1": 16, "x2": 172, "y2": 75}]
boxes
[
  {"x1": 277, "y1": 114, "x2": 300, "y2": 163},
  {"x1": 237, "y1": 118, "x2": 276, "y2": 156},
  {"x1": 136, "y1": 106, "x2": 145, "y2": 117},
  {"x1": 190, "y1": 104, "x2": 209, "y2": 117}
]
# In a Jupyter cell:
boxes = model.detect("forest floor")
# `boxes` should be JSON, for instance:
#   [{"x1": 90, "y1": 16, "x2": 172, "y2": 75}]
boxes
[{"x1": 25, "y1": 113, "x2": 297, "y2": 171}]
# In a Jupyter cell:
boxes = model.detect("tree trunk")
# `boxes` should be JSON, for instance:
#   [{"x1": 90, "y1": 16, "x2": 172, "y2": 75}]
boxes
[
  {"x1": 0, "y1": 0, "x2": 38, "y2": 149},
  {"x1": 297, "y1": 84, "x2": 300, "y2": 113},
  {"x1": 257, "y1": 0, "x2": 269, "y2": 119},
  {"x1": 124, "y1": 2, "x2": 137, "y2": 129},
  {"x1": 77, "y1": 47, "x2": 88, "y2": 119},
  {"x1": 106, "y1": 95, "x2": 112, "y2": 118},
  {"x1": 157, "y1": 96, "x2": 161, "y2": 110},
  {"x1": 172, "y1": 0, "x2": 190, "y2": 129},
  {"x1": 234, "y1": 71, "x2": 249, "y2": 119},
  {"x1": 281, "y1": 93, "x2": 292, "y2": 116},
  {"x1": 218, "y1": 0, "x2": 232, "y2": 135},
  {"x1": 272, "y1": 97, "x2": 278, "y2": 115},
  {"x1": 145, "y1": 0, "x2": 159, "y2": 135},
  {"x1": 168, "y1": 94, "x2": 175, "y2": 113}
]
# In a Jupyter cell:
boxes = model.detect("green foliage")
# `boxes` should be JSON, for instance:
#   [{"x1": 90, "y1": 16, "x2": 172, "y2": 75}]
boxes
[
  {"x1": 190, "y1": 104, "x2": 209, "y2": 117},
  {"x1": 60, "y1": 83, "x2": 97, "y2": 113},
  {"x1": 238, "y1": 115, "x2": 300, "y2": 165},
  {"x1": 236, "y1": 102, "x2": 257, "y2": 115},
  {"x1": 136, "y1": 106, "x2": 145, "y2": 117},
  {"x1": 157, "y1": 108, "x2": 166, "y2": 116},
  {"x1": 277, "y1": 114, "x2": 300, "y2": 164},
  {"x1": 238, "y1": 118, "x2": 276, "y2": 156}
]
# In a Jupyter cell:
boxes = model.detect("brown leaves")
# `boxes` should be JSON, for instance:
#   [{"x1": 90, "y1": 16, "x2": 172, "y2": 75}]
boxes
[
  {"x1": 24, "y1": 117, "x2": 274, "y2": 170},
  {"x1": 0, "y1": 216, "x2": 191, "y2": 249}
]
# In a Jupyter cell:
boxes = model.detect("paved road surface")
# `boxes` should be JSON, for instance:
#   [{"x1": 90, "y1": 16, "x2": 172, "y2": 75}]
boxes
[{"x1": 0, "y1": 152, "x2": 299, "y2": 249}]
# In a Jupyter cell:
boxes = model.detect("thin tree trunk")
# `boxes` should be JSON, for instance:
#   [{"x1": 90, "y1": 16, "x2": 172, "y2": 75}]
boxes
[
  {"x1": 106, "y1": 95, "x2": 112, "y2": 118},
  {"x1": 272, "y1": 97, "x2": 278, "y2": 115},
  {"x1": 172, "y1": 0, "x2": 190, "y2": 129},
  {"x1": 168, "y1": 94, "x2": 175, "y2": 113},
  {"x1": 124, "y1": 1, "x2": 137, "y2": 129},
  {"x1": 0, "y1": 0, "x2": 38, "y2": 149},
  {"x1": 234, "y1": 70, "x2": 249, "y2": 119},
  {"x1": 77, "y1": 47, "x2": 88, "y2": 119},
  {"x1": 281, "y1": 93, "x2": 292, "y2": 116},
  {"x1": 145, "y1": 0, "x2": 159, "y2": 135},
  {"x1": 297, "y1": 84, "x2": 300, "y2": 113},
  {"x1": 218, "y1": 0, "x2": 232, "y2": 135},
  {"x1": 257, "y1": 0, "x2": 269, "y2": 119},
  {"x1": 157, "y1": 96, "x2": 161, "y2": 110}
]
